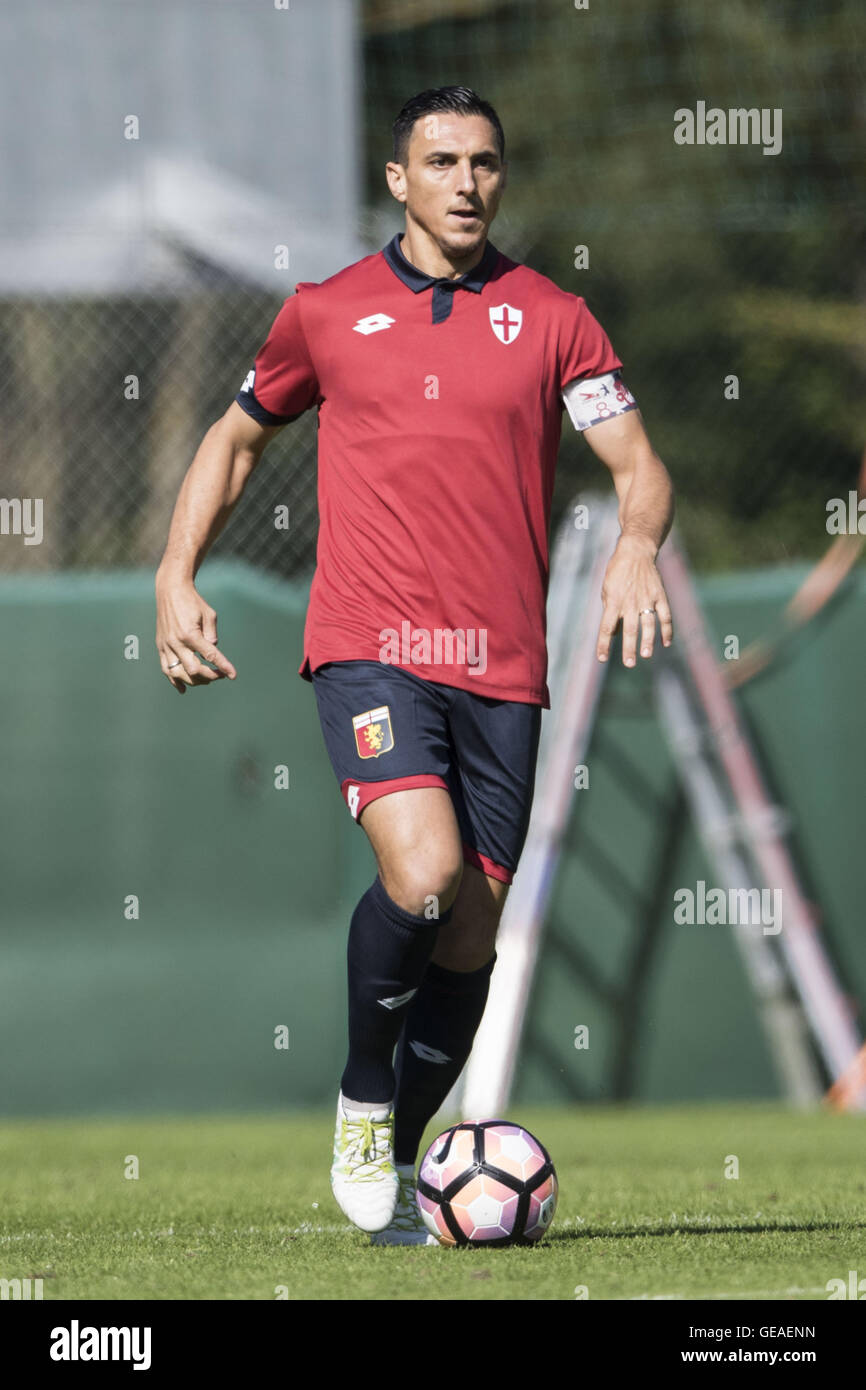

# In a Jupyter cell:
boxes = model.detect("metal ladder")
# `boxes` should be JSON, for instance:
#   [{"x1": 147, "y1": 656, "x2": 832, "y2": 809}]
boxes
[{"x1": 458, "y1": 499, "x2": 864, "y2": 1117}]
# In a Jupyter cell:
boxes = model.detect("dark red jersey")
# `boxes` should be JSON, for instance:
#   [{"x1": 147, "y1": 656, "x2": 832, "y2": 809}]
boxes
[{"x1": 236, "y1": 235, "x2": 626, "y2": 707}]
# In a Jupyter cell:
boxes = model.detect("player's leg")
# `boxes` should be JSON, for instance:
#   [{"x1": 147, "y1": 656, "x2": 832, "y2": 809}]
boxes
[
  {"x1": 311, "y1": 661, "x2": 456, "y2": 1231},
  {"x1": 342, "y1": 786, "x2": 464, "y2": 1110},
  {"x1": 391, "y1": 690, "x2": 542, "y2": 1175},
  {"x1": 389, "y1": 864, "x2": 506, "y2": 1180},
  {"x1": 373, "y1": 863, "x2": 512, "y2": 1247},
  {"x1": 346, "y1": 784, "x2": 464, "y2": 1245}
]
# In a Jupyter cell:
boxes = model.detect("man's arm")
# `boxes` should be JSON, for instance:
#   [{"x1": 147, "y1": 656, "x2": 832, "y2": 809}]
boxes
[
  {"x1": 582, "y1": 408, "x2": 675, "y2": 666},
  {"x1": 155, "y1": 402, "x2": 284, "y2": 693}
]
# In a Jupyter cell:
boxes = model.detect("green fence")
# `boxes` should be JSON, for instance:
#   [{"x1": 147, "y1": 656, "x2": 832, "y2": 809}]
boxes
[{"x1": 1, "y1": 559, "x2": 863, "y2": 1116}]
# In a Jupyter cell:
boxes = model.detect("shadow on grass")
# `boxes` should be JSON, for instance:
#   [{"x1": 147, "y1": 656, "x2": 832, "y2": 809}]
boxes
[{"x1": 544, "y1": 1219, "x2": 866, "y2": 1243}]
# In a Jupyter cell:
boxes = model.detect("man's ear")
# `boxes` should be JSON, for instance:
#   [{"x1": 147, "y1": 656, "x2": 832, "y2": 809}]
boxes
[
  {"x1": 499, "y1": 159, "x2": 508, "y2": 194},
  {"x1": 385, "y1": 160, "x2": 407, "y2": 204}
]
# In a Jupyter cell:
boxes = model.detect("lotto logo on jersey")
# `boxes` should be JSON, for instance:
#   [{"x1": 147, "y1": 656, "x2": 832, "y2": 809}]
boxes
[
  {"x1": 353, "y1": 313, "x2": 395, "y2": 335},
  {"x1": 352, "y1": 705, "x2": 394, "y2": 759}
]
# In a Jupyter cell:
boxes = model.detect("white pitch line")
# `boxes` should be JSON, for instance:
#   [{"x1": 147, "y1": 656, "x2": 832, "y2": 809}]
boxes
[
  {"x1": 289, "y1": 1223, "x2": 355, "y2": 1234},
  {"x1": 0, "y1": 1224, "x2": 358, "y2": 1242},
  {"x1": 629, "y1": 1286, "x2": 828, "y2": 1300}
]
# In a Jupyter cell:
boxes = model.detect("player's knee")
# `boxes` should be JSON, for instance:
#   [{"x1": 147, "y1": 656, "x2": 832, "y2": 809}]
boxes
[{"x1": 381, "y1": 853, "x2": 463, "y2": 918}]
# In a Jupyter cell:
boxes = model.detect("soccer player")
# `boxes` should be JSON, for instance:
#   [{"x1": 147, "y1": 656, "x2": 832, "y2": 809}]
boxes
[{"x1": 155, "y1": 87, "x2": 675, "y2": 1244}]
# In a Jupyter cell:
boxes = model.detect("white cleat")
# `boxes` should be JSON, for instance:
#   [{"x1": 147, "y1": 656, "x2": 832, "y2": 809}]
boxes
[
  {"x1": 330, "y1": 1092, "x2": 399, "y2": 1233},
  {"x1": 370, "y1": 1163, "x2": 439, "y2": 1246}
]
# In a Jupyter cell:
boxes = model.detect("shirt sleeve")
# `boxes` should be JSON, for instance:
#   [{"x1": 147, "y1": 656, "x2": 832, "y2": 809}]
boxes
[
  {"x1": 558, "y1": 294, "x2": 623, "y2": 392},
  {"x1": 235, "y1": 288, "x2": 320, "y2": 425}
]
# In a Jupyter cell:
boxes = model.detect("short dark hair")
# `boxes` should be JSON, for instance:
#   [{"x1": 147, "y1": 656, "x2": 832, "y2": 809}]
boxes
[{"x1": 392, "y1": 86, "x2": 505, "y2": 166}]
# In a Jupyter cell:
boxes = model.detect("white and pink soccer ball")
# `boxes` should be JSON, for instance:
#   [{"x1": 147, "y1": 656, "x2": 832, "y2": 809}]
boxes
[{"x1": 416, "y1": 1120, "x2": 558, "y2": 1247}]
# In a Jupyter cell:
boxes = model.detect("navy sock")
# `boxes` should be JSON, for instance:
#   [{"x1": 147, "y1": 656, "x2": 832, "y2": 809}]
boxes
[
  {"x1": 340, "y1": 876, "x2": 448, "y2": 1105},
  {"x1": 392, "y1": 954, "x2": 496, "y2": 1165}
]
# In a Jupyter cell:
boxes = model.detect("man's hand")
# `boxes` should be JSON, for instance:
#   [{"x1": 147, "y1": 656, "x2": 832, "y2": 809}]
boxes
[
  {"x1": 155, "y1": 574, "x2": 237, "y2": 694},
  {"x1": 580, "y1": 409, "x2": 675, "y2": 666},
  {"x1": 596, "y1": 532, "x2": 673, "y2": 666}
]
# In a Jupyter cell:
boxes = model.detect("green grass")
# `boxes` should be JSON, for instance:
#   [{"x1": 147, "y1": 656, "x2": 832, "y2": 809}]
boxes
[{"x1": 0, "y1": 1103, "x2": 863, "y2": 1300}]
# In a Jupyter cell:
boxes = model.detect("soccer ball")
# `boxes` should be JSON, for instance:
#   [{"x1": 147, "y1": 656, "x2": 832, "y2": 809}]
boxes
[{"x1": 416, "y1": 1120, "x2": 558, "y2": 1247}]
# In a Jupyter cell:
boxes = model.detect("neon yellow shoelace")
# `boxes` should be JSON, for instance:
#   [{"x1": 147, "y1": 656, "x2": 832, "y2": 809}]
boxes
[
  {"x1": 338, "y1": 1115, "x2": 394, "y2": 1181},
  {"x1": 390, "y1": 1171, "x2": 424, "y2": 1229}
]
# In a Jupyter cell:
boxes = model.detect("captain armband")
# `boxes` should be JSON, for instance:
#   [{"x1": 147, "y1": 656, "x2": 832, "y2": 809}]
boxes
[{"x1": 561, "y1": 371, "x2": 638, "y2": 432}]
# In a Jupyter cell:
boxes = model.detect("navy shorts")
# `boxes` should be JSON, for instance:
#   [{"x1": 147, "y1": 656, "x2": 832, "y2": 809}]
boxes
[{"x1": 311, "y1": 660, "x2": 542, "y2": 884}]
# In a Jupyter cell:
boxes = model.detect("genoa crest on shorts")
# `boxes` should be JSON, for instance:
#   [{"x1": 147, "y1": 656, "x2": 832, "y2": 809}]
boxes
[{"x1": 352, "y1": 705, "x2": 394, "y2": 759}]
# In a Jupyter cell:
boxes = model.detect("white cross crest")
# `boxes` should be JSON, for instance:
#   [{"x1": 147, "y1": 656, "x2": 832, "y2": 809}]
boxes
[{"x1": 489, "y1": 303, "x2": 523, "y2": 344}]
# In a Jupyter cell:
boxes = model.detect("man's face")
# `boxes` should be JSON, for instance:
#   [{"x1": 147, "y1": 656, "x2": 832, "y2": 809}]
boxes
[{"x1": 387, "y1": 112, "x2": 507, "y2": 258}]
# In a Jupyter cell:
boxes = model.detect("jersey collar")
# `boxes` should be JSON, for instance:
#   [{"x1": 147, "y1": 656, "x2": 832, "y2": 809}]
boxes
[
  {"x1": 383, "y1": 233, "x2": 499, "y2": 292},
  {"x1": 382, "y1": 233, "x2": 499, "y2": 323}
]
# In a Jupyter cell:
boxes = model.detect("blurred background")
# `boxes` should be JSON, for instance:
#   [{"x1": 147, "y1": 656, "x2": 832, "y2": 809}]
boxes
[{"x1": 0, "y1": 0, "x2": 863, "y2": 1118}]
